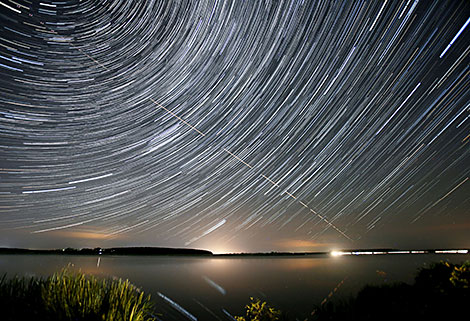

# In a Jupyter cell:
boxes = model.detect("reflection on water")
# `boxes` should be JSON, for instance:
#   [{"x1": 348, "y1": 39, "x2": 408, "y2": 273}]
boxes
[{"x1": 0, "y1": 254, "x2": 468, "y2": 320}]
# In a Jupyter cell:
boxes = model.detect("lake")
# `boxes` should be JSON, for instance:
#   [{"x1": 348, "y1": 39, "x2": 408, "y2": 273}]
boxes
[{"x1": 1, "y1": 254, "x2": 468, "y2": 320}]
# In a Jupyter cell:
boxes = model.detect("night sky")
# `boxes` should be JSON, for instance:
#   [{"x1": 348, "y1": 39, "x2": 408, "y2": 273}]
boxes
[{"x1": 0, "y1": 0, "x2": 469, "y2": 253}]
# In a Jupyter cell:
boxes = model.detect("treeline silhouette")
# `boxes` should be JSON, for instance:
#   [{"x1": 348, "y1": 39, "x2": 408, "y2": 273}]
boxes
[{"x1": 0, "y1": 247, "x2": 212, "y2": 256}]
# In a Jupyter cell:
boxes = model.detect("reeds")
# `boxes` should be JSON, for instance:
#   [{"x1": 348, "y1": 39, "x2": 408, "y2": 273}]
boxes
[{"x1": 0, "y1": 268, "x2": 157, "y2": 321}]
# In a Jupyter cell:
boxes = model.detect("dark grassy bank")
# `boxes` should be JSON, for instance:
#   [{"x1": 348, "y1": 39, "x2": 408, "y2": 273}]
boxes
[
  {"x1": 309, "y1": 260, "x2": 469, "y2": 321},
  {"x1": 0, "y1": 268, "x2": 157, "y2": 321},
  {"x1": 312, "y1": 260, "x2": 469, "y2": 321},
  {"x1": 1, "y1": 261, "x2": 468, "y2": 320},
  {"x1": 235, "y1": 261, "x2": 469, "y2": 321}
]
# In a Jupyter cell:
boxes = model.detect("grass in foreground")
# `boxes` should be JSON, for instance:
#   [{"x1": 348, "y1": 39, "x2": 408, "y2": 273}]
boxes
[
  {"x1": 0, "y1": 268, "x2": 157, "y2": 321},
  {"x1": 237, "y1": 261, "x2": 470, "y2": 321},
  {"x1": 311, "y1": 260, "x2": 470, "y2": 321},
  {"x1": 1, "y1": 261, "x2": 468, "y2": 320},
  {"x1": 235, "y1": 297, "x2": 285, "y2": 321}
]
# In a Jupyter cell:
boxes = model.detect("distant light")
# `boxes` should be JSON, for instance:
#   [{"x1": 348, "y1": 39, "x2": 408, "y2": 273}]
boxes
[
  {"x1": 329, "y1": 249, "x2": 469, "y2": 256},
  {"x1": 330, "y1": 251, "x2": 354, "y2": 256},
  {"x1": 331, "y1": 251, "x2": 349, "y2": 257},
  {"x1": 435, "y1": 249, "x2": 468, "y2": 254}
]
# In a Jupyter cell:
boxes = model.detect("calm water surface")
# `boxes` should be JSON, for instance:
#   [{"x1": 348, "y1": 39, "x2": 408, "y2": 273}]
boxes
[{"x1": 1, "y1": 254, "x2": 468, "y2": 320}]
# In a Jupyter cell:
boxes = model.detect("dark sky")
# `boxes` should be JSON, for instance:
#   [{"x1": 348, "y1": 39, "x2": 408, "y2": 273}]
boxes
[{"x1": 0, "y1": 0, "x2": 469, "y2": 253}]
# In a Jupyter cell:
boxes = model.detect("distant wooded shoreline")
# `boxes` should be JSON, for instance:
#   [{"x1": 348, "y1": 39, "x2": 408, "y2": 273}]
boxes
[{"x1": 0, "y1": 247, "x2": 468, "y2": 257}]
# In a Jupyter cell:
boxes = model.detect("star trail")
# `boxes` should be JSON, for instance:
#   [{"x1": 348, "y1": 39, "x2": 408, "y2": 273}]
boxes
[{"x1": 0, "y1": 0, "x2": 469, "y2": 252}]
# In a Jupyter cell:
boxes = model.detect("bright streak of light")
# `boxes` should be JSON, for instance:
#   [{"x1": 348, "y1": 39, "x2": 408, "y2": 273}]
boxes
[
  {"x1": 22, "y1": 186, "x2": 76, "y2": 194},
  {"x1": 62, "y1": 33, "x2": 353, "y2": 242},
  {"x1": 332, "y1": 250, "x2": 469, "y2": 256},
  {"x1": 157, "y1": 292, "x2": 197, "y2": 321},
  {"x1": 222, "y1": 309, "x2": 236, "y2": 321},
  {"x1": 68, "y1": 173, "x2": 113, "y2": 184},
  {"x1": 150, "y1": 98, "x2": 206, "y2": 137},
  {"x1": 435, "y1": 250, "x2": 468, "y2": 254},
  {"x1": 412, "y1": 177, "x2": 469, "y2": 223},
  {"x1": 202, "y1": 276, "x2": 226, "y2": 295},
  {"x1": 0, "y1": 1, "x2": 21, "y2": 13},
  {"x1": 440, "y1": 16, "x2": 470, "y2": 58},
  {"x1": 32, "y1": 219, "x2": 91, "y2": 233},
  {"x1": 185, "y1": 219, "x2": 226, "y2": 246},
  {"x1": 369, "y1": 0, "x2": 388, "y2": 31},
  {"x1": 331, "y1": 251, "x2": 347, "y2": 257}
]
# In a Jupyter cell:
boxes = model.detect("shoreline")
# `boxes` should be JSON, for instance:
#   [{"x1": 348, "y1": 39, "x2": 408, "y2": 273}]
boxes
[{"x1": 0, "y1": 246, "x2": 468, "y2": 257}]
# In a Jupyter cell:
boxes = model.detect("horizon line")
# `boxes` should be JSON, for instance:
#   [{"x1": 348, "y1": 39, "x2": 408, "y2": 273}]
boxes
[{"x1": 0, "y1": 246, "x2": 468, "y2": 256}]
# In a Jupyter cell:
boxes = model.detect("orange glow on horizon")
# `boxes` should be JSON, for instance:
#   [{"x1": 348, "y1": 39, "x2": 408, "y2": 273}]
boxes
[
  {"x1": 54, "y1": 230, "x2": 123, "y2": 241},
  {"x1": 275, "y1": 239, "x2": 336, "y2": 252}
]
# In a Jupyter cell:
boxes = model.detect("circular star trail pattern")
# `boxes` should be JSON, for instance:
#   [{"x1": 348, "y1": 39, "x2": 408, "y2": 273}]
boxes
[{"x1": 0, "y1": 0, "x2": 469, "y2": 250}]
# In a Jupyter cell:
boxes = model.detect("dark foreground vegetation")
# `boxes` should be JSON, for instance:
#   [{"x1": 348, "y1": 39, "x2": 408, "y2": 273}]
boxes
[
  {"x1": 1, "y1": 261, "x2": 468, "y2": 320},
  {"x1": 310, "y1": 260, "x2": 469, "y2": 321},
  {"x1": 0, "y1": 268, "x2": 157, "y2": 321},
  {"x1": 235, "y1": 261, "x2": 470, "y2": 321}
]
